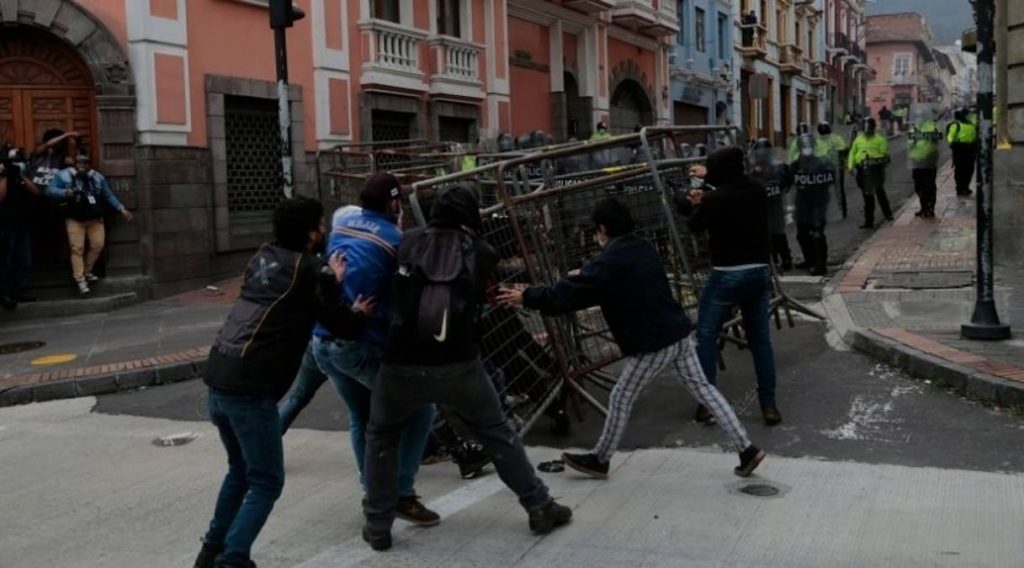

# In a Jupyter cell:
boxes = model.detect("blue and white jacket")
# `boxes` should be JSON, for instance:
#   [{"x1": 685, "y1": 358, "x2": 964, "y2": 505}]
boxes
[
  {"x1": 46, "y1": 168, "x2": 125, "y2": 212},
  {"x1": 313, "y1": 206, "x2": 401, "y2": 346}
]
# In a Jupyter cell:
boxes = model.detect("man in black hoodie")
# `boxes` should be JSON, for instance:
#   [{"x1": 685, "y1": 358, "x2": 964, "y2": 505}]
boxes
[
  {"x1": 195, "y1": 197, "x2": 372, "y2": 568},
  {"x1": 684, "y1": 146, "x2": 782, "y2": 426},
  {"x1": 498, "y1": 197, "x2": 765, "y2": 480},
  {"x1": 361, "y1": 185, "x2": 571, "y2": 552}
]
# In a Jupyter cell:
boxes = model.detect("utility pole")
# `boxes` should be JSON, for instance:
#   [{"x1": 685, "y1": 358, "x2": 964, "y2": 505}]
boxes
[
  {"x1": 962, "y1": 0, "x2": 1011, "y2": 340},
  {"x1": 269, "y1": 0, "x2": 305, "y2": 199}
]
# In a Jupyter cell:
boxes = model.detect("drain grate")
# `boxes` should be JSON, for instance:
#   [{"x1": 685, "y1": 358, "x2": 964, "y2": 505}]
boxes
[
  {"x1": 739, "y1": 484, "x2": 780, "y2": 497},
  {"x1": 0, "y1": 341, "x2": 46, "y2": 355}
]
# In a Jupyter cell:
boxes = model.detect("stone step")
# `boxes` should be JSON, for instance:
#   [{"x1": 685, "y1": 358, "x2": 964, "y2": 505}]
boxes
[{"x1": 1, "y1": 292, "x2": 141, "y2": 322}]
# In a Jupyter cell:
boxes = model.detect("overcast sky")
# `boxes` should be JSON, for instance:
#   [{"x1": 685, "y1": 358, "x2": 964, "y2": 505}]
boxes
[{"x1": 867, "y1": 0, "x2": 974, "y2": 45}]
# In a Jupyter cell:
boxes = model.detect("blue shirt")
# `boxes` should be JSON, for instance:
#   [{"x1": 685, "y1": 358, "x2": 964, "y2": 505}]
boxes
[
  {"x1": 47, "y1": 168, "x2": 125, "y2": 211},
  {"x1": 313, "y1": 206, "x2": 401, "y2": 345}
]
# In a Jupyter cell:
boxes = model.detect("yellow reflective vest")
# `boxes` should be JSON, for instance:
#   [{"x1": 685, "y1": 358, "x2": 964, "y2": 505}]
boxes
[
  {"x1": 847, "y1": 133, "x2": 889, "y2": 170},
  {"x1": 947, "y1": 121, "x2": 977, "y2": 145}
]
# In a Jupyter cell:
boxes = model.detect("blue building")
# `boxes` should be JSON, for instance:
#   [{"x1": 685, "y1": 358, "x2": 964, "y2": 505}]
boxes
[{"x1": 670, "y1": 0, "x2": 736, "y2": 132}]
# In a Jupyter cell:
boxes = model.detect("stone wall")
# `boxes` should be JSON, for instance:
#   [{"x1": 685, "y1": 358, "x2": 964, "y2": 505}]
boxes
[{"x1": 994, "y1": 1, "x2": 1024, "y2": 267}]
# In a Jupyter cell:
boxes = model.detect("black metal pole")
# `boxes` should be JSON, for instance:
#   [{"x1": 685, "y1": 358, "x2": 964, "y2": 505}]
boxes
[
  {"x1": 962, "y1": 0, "x2": 1011, "y2": 340},
  {"x1": 274, "y1": 26, "x2": 295, "y2": 199}
]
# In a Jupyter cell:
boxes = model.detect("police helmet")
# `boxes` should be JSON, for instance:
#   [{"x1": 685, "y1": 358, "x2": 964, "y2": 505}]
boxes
[
  {"x1": 797, "y1": 123, "x2": 810, "y2": 136},
  {"x1": 695, "y1": 143, "x2": 708, "y2": 157},
  {"x1": 817, "y1": 122, "x2": 832, "y2": 136},
  {"x1": 753, "y1": 137, "x2": 772, "y2": 150}
]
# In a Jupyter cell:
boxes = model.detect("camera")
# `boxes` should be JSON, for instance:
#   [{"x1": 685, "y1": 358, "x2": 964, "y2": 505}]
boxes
[{"x1": 7, "y1": 148, "x2": 29, "y2": 174}]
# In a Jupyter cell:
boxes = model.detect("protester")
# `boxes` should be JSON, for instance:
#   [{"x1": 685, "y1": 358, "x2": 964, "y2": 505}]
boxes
[
  {"x1": 590, "y1": 121, "x2": 612, "y2": 142},
  {"x1": 499, "y1": 197, "x2": 766, "y2": 480},
  {"x1": 362, "y1": 185, "x2": 571, "y2": 551},
  {"x1": 947, "y1": 108, "x2": 977, "y2": 197},
  {"x1": 908, "y1": 105, "x2": 943, "y2": 218},
  {"x1": 791, "y1": 134, "x2": 837, "y2": 276},
  {"x1": 0, "y1": 147, "x2": 41, "y2": 310},
  {"x1": 307, "y1": 175, "x2": 439, "y2": 527},
  {"x1": 46, "y1": 153, "x2": 132, "y2": 294},
  {"x1": 682, "y1": 147, "x2": 783, "y2": 426},
  {"x1": 194, "y1": 196, "x2": 370, "y2": 568},
  {"x1": 848, "y1": 118, "x2": 892, "y2": 229},
  {"x1": 748, "y1": 138, "x2": 792, "y2": 271}
]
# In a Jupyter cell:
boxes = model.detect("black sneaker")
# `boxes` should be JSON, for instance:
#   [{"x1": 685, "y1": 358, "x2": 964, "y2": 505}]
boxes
[
  {"x1": 795, "y1": 260, "x2": 812, "y2": 270},
  {"x1": 562, "y1": 452, "x2": 609, "y2": 479},
  {"x1": 395, "y1": 495, "x2": 440, "y2": 527},
  {"x1": 528, "y1": 499, "x2": 573, "y2": 534},
  {"x1": 762, "y1": 407, "x2": 783, "y2": 426},
  {"x1": 735, "y1": 445, "x2": 766, "y2": 477},
  {"x1": 694, "y1": 404, "x2": 717, "y2": 426},
  {"x1": 457, "y1": 451, "x2": 491, "y2": 480},
  {"x1": 0, "y1": 295, "x2": 16, "y2": 311},
  {"x1": 192, "y1": 539, "x2": 221, "y2": 568},
  {"x1": 362, "y1": 525, "x2": 392, "y2": 551}
]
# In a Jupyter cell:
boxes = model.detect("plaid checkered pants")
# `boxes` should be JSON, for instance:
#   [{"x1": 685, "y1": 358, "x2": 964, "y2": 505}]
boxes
[{"x1": 593, "y1": 336, "x2": 752, "y2": 461}]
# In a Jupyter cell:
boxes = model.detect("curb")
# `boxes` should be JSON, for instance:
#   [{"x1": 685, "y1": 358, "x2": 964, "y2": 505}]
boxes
[
  {"x1": 0, "y1": 357, "x2": 207, "y2": 408},
  {"x1": 849, "y1": 329, "x2": 1024, "y2": 407}
]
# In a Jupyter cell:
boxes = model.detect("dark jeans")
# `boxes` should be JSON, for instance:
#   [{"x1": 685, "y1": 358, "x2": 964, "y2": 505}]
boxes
[
  {"x1": 0, "y1": 228, "x2": 32, "y2": 297},
  {"x1": 311, "y1": 337, "x2": 434, "y2": 498},
  {"x1": 278, "y1": 345, "x2": 328, "y2": 433},
  {"x1": 951, "y1": 145, "x2": 976, "y2": 194},
  {"x1": 364, "y1": 359, "x2": 550, "y2": 528},
  {"x1": 696, "y1": 266, "x2": 777, "y2": 408},
  {"x1": 857, "y1": 165, "x2": 892, "y2": 225},
  {"x1": 912, "y1": 168, "x2": 938, "y2": 214},
  {"x1": 204, "y1": 389, "x2": 285, "y2": 567}
]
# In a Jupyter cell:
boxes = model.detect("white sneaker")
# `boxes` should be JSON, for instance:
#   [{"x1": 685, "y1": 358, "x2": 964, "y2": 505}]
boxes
[
  {"x1": 77, "y1": 281, "x2": 91, "y2": 295},
  {"x1": 85, "y1": 273, "x2": 100, "y2": 283}
]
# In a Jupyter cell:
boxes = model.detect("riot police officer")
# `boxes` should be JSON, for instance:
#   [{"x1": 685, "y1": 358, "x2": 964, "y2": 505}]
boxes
[
  {"x1": 791, "y1": 134, "x2": 837, "y2": 276},
  {"x1": 908, "y1": 104, "x2": 943, "y2": 218},
  {"x1": 947, "y1": 108, "x2": 977, "y2": 197},
  {"x1": 848, "y1": 118, "x2": 892, "y2": 229},
  {"x1": 749, "y1": 138, "x2": 792, "y2": 271}
]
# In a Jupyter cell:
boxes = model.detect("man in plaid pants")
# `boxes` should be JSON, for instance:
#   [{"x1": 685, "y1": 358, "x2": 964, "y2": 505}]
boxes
[{"x1": 497, "y1": 198, "x2": 765, "y2": 479}]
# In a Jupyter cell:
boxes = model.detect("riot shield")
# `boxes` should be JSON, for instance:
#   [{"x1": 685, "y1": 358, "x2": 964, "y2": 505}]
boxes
[
  {"x1": 748, "y1": 143, "x2": 790, "y2": 235},
  {"x1": 791, "y1": 134, "x2": 838, "y2": 190}
]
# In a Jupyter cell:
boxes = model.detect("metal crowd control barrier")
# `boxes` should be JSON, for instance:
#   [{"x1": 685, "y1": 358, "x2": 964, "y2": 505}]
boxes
[{"x1": 404, "y1": 126, "x2": 817, "y2": 435}]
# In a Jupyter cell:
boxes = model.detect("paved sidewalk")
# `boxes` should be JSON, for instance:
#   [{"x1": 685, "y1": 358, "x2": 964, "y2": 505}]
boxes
[
  {"x1": 824, "y1": 162, "x2": 1024, "y2": 406},
  {"x1": 0, "y1": 279, "x2": 238, "y2": 405}
]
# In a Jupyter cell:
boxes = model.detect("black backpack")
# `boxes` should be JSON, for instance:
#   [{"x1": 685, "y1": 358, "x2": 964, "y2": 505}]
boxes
[{"x1": 394, "y1": 227, "x2": 479, "y2": 350}]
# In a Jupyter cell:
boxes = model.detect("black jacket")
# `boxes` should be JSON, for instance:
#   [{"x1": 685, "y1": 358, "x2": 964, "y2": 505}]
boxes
[
  {"x1": 523, "y1": 234, "x2": 692, "y2": 356},
  {"x1": 681, "y1": 147, "x2": 771, "y2": 267},
  {"x1": 204, "y1": 244, "x2": 366, "y2": 399}
]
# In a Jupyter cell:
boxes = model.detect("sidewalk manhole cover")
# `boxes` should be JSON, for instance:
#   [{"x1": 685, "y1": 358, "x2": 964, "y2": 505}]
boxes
[
  {"x1": 739, "y1": 484, "x2": 779, "y2": 497},
  {"x1": 0, "y1": 341, "x2": 46, "y2": 355}
]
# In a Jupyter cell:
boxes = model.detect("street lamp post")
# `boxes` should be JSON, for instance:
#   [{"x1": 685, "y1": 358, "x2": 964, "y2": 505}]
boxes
[
  {"x1": 962, "y1": 0, "x2": 1011, "y2": 340},
  {"x1": 269, "y1": 0, "x2": 305, "y2": 199}
]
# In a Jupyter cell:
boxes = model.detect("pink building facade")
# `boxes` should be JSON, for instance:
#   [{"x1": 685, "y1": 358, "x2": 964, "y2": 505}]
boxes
[
  {"x1": 0, "y1": 0, "x2": 675, "y2": 298},
  {"x1": 864, "y1": 12, "x2": 938, "y2": 120}
]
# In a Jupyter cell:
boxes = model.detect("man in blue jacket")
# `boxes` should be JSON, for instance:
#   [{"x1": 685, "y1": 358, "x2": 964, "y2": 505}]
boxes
[
  {"x1": 309, "y1": 173, "x2": 437, "y2": 525},
  {"x1": 498, "y1": 198, "x2": 765, "y2": 480}
]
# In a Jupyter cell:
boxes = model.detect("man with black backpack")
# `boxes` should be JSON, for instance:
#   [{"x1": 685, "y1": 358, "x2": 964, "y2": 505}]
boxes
[
  {"x1": 46, "y1": 153, "x2": 132, "y2": 295},
  {"x1": 361, "y1": 185, "x2": 572, "y2": 551},
  {"x1": 498, "y1": 197, "x2": 765, "y2": 481}
]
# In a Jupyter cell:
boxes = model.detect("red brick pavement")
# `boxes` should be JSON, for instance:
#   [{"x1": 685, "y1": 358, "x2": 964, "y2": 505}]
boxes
[{"x1": 872, "y1": 328, "x2": 1024, "y2": 384}]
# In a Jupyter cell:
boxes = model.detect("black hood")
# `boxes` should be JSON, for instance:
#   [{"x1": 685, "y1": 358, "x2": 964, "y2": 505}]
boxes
[
  {"x1": 705, "y1": 146, "x2": 747, "y2": 187},
  {"x1": 429, "y1": 184, "x2": 482, "y2": 233}
]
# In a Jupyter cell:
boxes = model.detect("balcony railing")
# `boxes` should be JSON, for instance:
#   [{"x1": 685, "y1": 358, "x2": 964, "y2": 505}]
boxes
[
  {"x1": 359, "y1": 19, "x2": 428, "y2": 90},
  {"x1": 428, "y1": 35, "x2": 484, "y2": 98},
  {"x1": 892, "y1": 73, "x2": 919, "y2": 86},
  {"x1": 809, "y1": 61, "x2": 829, "y2": 85},
  {"x1": 779, "y1": 44, "x2": 804, "y2": 74},
  {"x1": 739, "y1": 25, "x2": 768, "y2": 58},
  {"x1": 612, "y1": 0, "x2": 658, "y2": 30}
]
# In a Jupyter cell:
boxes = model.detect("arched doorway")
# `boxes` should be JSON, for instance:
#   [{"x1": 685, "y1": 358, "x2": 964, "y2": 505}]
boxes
[
  {"x1": 610, "y1": 79, "x2": 654, "y2": 135},
  {"x1": 0, "y1": 26, "x2": 97, "y2": 154},
  {"x1": 0, "y1": 26, "x2": 99, "y2": 272}
]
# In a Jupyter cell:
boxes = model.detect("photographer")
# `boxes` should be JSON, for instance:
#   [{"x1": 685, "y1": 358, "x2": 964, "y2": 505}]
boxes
[
  {"x1": 682, "y1": 146, "x2": 783, "y2": 426},
  {"x1": 47, "y1": 153, "x2": 133, "y2": 295},
  {"x1": 0, "y1": 147, "x2": 41, "y2": 310}
]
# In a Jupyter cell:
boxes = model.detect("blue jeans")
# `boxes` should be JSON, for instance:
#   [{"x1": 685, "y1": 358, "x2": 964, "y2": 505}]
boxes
[
  {"x1": 278, "y1": 345, "x2": 328, "y2": 433},
  {"x1": 0, "y1": 229, "x2": 31, "y2": 297},
  {"x1": 310, "y1": 337, "x2": 434, "y2": 498},
  {"x1": 204, "y1": 389, "x2": 285, "y2": 567},
  {"x1": 696, "y1": 266, "x2": 778, "y2": 408}
]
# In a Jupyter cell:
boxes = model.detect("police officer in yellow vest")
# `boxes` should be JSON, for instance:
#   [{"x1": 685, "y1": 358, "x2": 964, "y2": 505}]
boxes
[
  {"x1": 847, "y1": 117, "x2": 892, "y2": 229},
  {"x1": 947, "y1": 108, "x2": 977, "y2": 197},
  {"x1": 907, "y1": 104, "x2": 942, "y2": 218}
]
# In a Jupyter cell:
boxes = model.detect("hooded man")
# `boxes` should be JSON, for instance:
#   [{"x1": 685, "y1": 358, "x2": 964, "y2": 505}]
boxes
[
  {"x1": 361, "y1": 185, "x2": 571, "y2": 552},
  {"x1": 682, "y1": 147, "x2": 783, "y2": 426}
]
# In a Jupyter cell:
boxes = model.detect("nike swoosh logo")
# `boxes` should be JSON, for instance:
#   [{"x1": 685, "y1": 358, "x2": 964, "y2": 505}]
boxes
[{"x1": 433, "y1": 309, "x2": 448, "y2": 342}]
